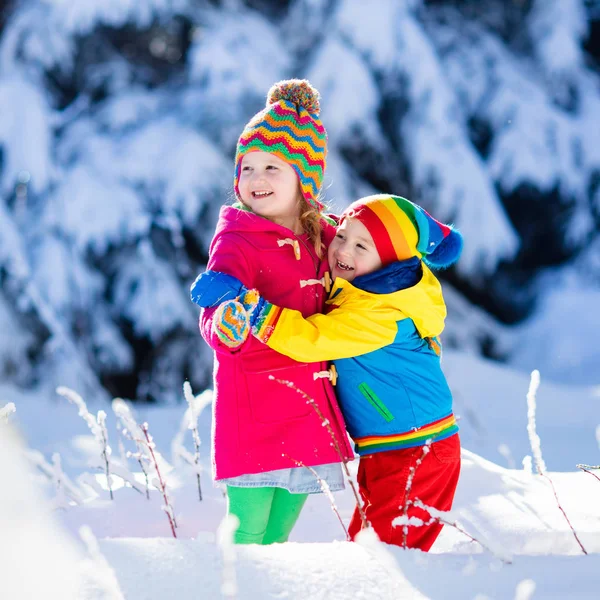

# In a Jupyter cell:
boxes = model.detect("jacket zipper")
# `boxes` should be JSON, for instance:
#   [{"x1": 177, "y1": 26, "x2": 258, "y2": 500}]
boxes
[{"x1": 296, "y1": 234, "x2": 350, "y2": 455}]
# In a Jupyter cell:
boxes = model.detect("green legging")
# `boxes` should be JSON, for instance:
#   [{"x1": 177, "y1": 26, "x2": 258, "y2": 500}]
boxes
[{"x1": 226, "y1": 486, "x2": 308, "y2": 544}]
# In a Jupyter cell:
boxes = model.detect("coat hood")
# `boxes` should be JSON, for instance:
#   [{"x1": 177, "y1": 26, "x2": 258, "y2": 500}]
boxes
[
  {"x1": 212, "y1": 205, "x2": 337, "y2": 250},
  {"x1": 213, "y1": 205, "x2": 294, "y2": 238}
]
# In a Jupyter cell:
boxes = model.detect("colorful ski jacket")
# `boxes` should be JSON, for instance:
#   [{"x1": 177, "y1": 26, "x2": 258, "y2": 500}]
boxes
[
  {"x1": 254, "y1": 258, "x2": 458, "y2": 455},
  {"x1": 200, "y1": 206, "x2": 352, "y2": 480}
]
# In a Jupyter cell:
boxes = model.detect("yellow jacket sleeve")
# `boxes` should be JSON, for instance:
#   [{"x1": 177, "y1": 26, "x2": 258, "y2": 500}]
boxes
[{"x1": 264, "y1": 305, "x2": 398, "y2": 362}]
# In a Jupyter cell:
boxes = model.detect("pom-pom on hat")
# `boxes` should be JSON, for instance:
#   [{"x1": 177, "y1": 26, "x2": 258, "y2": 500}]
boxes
[
  {"x1": 342, "y1": 194, "x2": 463, "y2": 269},
  {"x1": 234, "y1": 79, "x2": 327, "y2": 211}
]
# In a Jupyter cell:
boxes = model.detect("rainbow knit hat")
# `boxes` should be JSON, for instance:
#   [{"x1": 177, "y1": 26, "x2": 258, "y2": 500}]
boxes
[
  {"x1": 343, "y1": 194, "x2": 463, "y2": 269},
  {"x1": 234, "y1": 79, "x2": 327, "y2": 210}
]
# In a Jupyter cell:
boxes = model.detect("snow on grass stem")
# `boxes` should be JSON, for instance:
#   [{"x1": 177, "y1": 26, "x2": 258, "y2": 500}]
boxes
[
  {"x1": 118, "y1": 424, "x2": 151, "y2": 499},
  {"x1": 0, "y1": 402, "x2": 16, "y2": 423},
  {"x1": 525, "y1": 370, "x2": 545, "y2": 474},
  {"x1": 175, "y1": 382, "x2": 211, "y2": 502},
  {"x1": 284, "y1": 453, "x2": 349, "y2": 540},
  {"x1": 113, "y1": 399, "x2": 152, "y2": 498},
  {"x1": 141, "y1": 422, "x2": 177, "y2": 538},
  {"x1": 576, "y1": 464, "x2": 600, "y2": 484},
  {"x1": 26, "y1": 449, "x2": 86, "y2": 508},
  {"x1": 57, "y1": 386, "x2": 114, "y2": 500},
  {"x1": 401, "y1": 440, "x2": 432, "y2": 548},
  {"x1": 97, "y1": 410, "x2": 113, "y2": 500},
  {"x1": 411, "y1": 498, "x2": 513, "y2": 565},
  {"x1": 270, "y1": 376, "x2": 369, "y2": 530},
  {"x1": 542, "y1": 474, "x2": 587, "y2": 555},
  {"x1": 525, "y1": 370, "x2": 588, "y2": 555},
  {"x1": 51, "y1": 453, "x2": 69, "y2": 509},
  {"x1": 184, "y1": 382, "x2": 203, "y2": 501},
  {"x1": 113, "y1": 399, "x2": 177, "y2": 536}
]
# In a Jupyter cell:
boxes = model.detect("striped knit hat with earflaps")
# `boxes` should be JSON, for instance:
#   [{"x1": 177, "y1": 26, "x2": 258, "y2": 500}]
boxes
[
  {"x1": 343, "y1": 194, "x2": 463, "y2": 269},
  {"x1": 234, "y1": 79, "x2": 327, "y2": 210}
]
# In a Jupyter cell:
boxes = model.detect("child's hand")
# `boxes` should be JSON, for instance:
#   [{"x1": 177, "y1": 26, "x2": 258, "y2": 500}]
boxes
[
  {"x1": 238, "y1": 288, "x2": 262, "y2": 319},
  {"x1": 213, "y1": 300, "x2": 250, "y2": 348},
  {"x1": 190, "y1": 271, "x2": 250, "y2": 308},
  {"x1": 238, "y1": 289, "x2": 274, "y2": 330},
  {"x1": 192, "y1": 271, "x2": 272, "y2": 346}
]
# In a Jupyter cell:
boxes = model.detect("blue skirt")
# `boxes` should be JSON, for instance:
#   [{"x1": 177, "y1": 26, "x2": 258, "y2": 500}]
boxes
[{"x1": 219, "y1": 461, "x2": 345, "y2": 494}]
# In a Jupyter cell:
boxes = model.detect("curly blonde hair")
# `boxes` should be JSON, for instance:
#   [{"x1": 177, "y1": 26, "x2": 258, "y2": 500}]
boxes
[{"x1": 299, "y1": 195, "x2": 326, "y2": 259}]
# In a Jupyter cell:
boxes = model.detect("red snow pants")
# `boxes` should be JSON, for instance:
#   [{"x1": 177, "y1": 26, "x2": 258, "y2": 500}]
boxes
[{"x1": 348, "y1": 433, "x2": 461, "y2": 551}]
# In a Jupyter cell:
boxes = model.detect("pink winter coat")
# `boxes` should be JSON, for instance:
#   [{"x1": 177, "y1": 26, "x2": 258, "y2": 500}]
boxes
[{"x1": 200, "y1": 206, "x2": 353, "y2": 480}]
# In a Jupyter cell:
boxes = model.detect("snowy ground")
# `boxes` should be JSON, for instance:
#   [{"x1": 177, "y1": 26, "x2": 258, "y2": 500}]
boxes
[{"x1": 2, "y1": 349, "x2": 600, "y2": 599}]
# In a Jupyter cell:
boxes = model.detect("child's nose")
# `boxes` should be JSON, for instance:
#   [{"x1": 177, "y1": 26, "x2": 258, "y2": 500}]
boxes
[
  {"x1": 337, "y1": 243, "x2": 350, "y2": 257},
  {"x1": 252, "y1": 170, "x2": 267, "y2": 183}
]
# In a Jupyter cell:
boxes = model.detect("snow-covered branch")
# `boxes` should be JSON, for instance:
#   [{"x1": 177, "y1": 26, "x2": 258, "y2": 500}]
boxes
[
  {"x1": 57, "y1": 386, "x2": 115, "y2": 499},
  {"x1": 171, "y1": 382, "x2": 212, "y2": 501},
  {"x1": 525, "y1": 371, "x2": 588, "y2": 555},
  {"x1": 113, "y1": 398, "x2": 178, "y2": 537}
]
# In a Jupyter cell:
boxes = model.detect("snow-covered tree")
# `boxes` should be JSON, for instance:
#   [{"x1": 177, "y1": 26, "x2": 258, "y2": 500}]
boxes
[{"x1": 1, "y1": 0, "x2": 599, "y2": 401}]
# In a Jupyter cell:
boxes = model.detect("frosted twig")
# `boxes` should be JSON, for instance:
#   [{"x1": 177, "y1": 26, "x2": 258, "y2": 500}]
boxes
[
  {"x1": 525, "y1": 371, "x2": 545, "y2": 474},
  {"x1": 141, "y1": 422, "x2": 177, "y2": 538},
  {"x1": 51, "y1": 453, "x2": 76, "y2": 509},
  {"x1": 401, "y1": 440, "x2": 432, "y2": 548},
  {"x1": 284, "y1": 453, "x2": 349, "y2": 540},
  {"x1": 542, "y1": 473, "x2": 587, "y2": 554},
  {"x1": 411, "y1": 499, "x2": 513, "y2": 564},
  {"x1": 172, "y1": 382, "x2": 211, "y2": 501},
  {"x1": 57, "y1": 386, "x2": 114, "y2": 500},
  {"x1": 108, "y1": 436, "x2": 146, "y2": 495},
  {"x1": 185, "y1": 382, "x2": 203, "y2": 501},
  {"x1": 270, "y1": 376, "x2": 368, "y2": 530},
  {"x1": 113, "y1": 399, "x2": 178, "y2": 535},
  {"x1": 525, "y1": 371, "x2": 588, "y2": 555},
  {"x1": 97, "y1": 411, "x2": 113, "y2": 499},
  {"x1": 109, "y1": 463, "x2": 146, "y2": 495},
  {"x1": 26, "y1": 449, "x2": 86, "y2": 508},
  {"x1": 0, "y1": 402, "x2": 16, "y2": 423},
  {"x1": 127, "y1": 445, "x2": 150, "y2": 497},
  {"x1": 57, "y1": 386, "x2": 100, "y2": 433},
  {"x1": 113, "y1": 400, "x2": 151, "y2": 498},
  {"x1": 576, "y1": 464, "x2": 600, "y2": 484}
]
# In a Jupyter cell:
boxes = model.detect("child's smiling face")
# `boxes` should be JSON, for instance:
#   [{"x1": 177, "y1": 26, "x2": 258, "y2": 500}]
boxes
[
  {"x1": 237, "y1": 151, "x2": 302, "y2": 230},
  {"x1": 328, "y1": 217, "x2": 383, "y2": 283}
]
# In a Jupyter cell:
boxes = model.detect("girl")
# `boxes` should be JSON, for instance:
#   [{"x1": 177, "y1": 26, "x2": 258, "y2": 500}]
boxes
[
  {"x1": 197, "y1": 79, "x2": 353, "y2": 545},
  {"x1": 192, "y1": 194, "x2": 463, "y2": 551}
]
